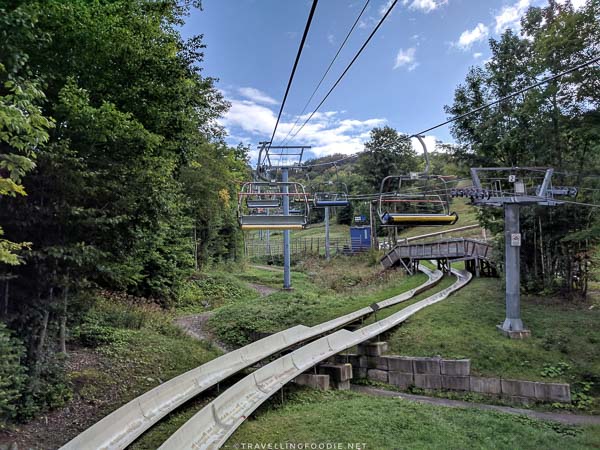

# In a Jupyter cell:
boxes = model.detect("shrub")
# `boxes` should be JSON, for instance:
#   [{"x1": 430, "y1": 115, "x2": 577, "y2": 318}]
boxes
[
  {"x1": 76, "y1": 323, "x2": 121, "y2": 347},
  {"x1": 18, "y1": 352, "x2": 73, "y2": 421},
  {"x1": 176, "y1": 273, "x2": 257, "y2": 312},
  {"x1": 0, "y1": 323, "x2": 27, "y2": 426}
]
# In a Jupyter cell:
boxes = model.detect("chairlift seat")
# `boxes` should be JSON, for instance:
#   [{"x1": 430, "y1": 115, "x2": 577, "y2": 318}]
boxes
[
  {"x1": 314, "y1": 199, "x2": 350, "y2": 207},
  {"x1": 381, "y1": 212, "x2": 458, "y2": 226},
  {"x1": 247, "y1": 199, "x2": 280, "y2": 209},
  {"x1": 239, "y1": 214, "x2": 307, "y2": 230}
]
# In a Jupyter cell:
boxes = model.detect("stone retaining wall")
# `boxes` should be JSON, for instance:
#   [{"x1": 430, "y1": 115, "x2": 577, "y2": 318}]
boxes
[{"x1": 331, "y1": 352, "x2": 571, "y2": 404}]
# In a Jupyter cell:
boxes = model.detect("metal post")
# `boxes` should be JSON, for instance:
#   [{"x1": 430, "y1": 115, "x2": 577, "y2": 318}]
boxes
[
  {"x1": 282, "y1": 168, "x2": 291, "y2": 289},
  {"x1": 499, "y1": 203, "x2": 529, "y2": 336},
  {"x1": 325, "y1": 206, "x2": 330, "y2": 261},
  {"x1": 369, "y1": 201, "x2": 376, "y2": 249},
  {"x1": 266, "y1": 208, "x2": 270, "y2": 256}
]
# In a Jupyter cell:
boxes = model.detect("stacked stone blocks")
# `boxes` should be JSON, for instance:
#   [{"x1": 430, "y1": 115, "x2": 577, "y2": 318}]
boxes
[{"x1": 332, "y1": 349, "x2": 571, "y2": 403}]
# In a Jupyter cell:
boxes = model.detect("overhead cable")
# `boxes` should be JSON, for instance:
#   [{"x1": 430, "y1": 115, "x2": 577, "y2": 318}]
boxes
[
  {"x1": 268, "y1": 0, "x2": 319, "y2": 147},
  {"x1": 411, "y1": 55, "x2": 600, "y2": 137},
  {"x1": 279, "y1": 0, "x2": 371, "y2": 145},
  {"x1": 273, "y1": 54, "x2": 599, "y2": 175},
  {"x1": 287, "y1": 0, "x2": 399, "y2": 143}
]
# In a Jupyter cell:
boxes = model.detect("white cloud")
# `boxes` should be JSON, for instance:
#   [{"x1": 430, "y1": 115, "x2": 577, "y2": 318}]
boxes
[
  {"x1": 220, "y1": 91, "x2": 387, "y2": 159},
  {"x1": 473, "y1": 52, "x2": 483, "y2": 59},
  {"x1": 393, "y1": 47, "x2": 419, "y2": 71},
  {"x1": 493, "y1": 0, "x2": 584, "y2": 35},
  {"x1": 410, "y1": 135, "x2": 437, "y2": 154},
  {"x1": 405, "y1": 0, "x2": 448, "y2": 13},
  {"x1": 238, "y1": 87, "x2": 277, "y2": 105},
  {"x1": 379, "y1": 0, "x2": 395, "y2": 16},
  {"x1": 456, "y1": 23, "x2": 489, "y2": 49},
  {"x1": 359, "y1": 0, "x2": 395, "y2": 29},
  {"x1": 494, "y1": 0, "x2": 530, "y2": 34},
  {"x1": 327, "y1": 33, "x2": 335, "y2": 45},
  {"x1": 221, "y1": 100, "x2": 277, "y2": 135}
]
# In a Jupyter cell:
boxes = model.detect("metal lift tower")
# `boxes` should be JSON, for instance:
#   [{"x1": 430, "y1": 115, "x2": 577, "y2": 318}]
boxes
[
  {"x1": 469, "y1": 167, "x2": 569, "y2": 339},
  {"x1": 256, "y1": 142, "x2": 310, "y2": 289}
]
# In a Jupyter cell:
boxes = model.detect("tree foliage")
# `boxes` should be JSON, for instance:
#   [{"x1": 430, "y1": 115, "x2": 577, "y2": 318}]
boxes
[
  {"x1": 357, "y1": 126, "x2": 418, "y2": 191},
  {"x1": 0, "y1": 4, "x2": 53, "y2": 265},
  {"x1": 446, "y1": 0, "x2": 600, "y2": 294},
  {"x1": 0, "y1": 0, "x2": 248, "y2": 418}
]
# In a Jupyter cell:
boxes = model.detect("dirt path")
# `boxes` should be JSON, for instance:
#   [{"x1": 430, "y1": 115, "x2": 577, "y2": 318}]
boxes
[
  {"x1": 174, "y1": 280, "x2": 277, "y2": 352},
  {"x1": 174, "y1": 313, "x2": 229, "y2": 353},
  {"x1": 352, "y1": 385, "x2": 600, "y2": 426},
  {"x1": 250, "y1": 264, "x2": 284, "y2": 272}
]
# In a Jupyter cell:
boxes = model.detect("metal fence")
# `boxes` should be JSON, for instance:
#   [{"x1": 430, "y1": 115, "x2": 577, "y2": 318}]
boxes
[{"x1": 244, "y1": 237, "x2": 352, "y2": 259}]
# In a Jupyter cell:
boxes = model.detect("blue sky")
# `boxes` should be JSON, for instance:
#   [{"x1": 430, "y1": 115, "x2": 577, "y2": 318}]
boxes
[{"x1": 180, "y1": 0, "x2": 583, "y2": 161}]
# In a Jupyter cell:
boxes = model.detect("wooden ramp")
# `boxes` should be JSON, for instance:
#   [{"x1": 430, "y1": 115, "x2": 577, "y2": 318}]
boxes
[{"x1": 381, "y1": 238, "x2": 495, "y2": 276}]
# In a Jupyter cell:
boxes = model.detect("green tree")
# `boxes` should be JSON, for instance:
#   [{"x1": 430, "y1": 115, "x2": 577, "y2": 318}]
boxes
[
  {"x1": 0, "y1": 322, "x2": 27, "y2": 424},
  {"x1": 0, "y1": 5, "x2": 53, "y2": 265},
  {"x1": 357, "y1": 126, "x2": 418, "y2": 191},
  {"x1": 0, "y1": 0, "x2": 244, "y2": 419},
  {"x1": 446, "y1": 0, "x2": 600, "y2": 294}
]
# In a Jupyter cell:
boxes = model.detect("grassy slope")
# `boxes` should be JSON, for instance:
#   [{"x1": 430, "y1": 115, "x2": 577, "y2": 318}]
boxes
[
  {"x1": 72, "y1": 247, "x2": 600, "y2": 448},
  {"x1": 228, "y1": 389, "x2": 600, "y2": 450},
  {"x1": 385, "y1": 277, "x2": 600, "y2": 413},
  {"x1": 130, "y1": 262, "x2": 435, "y2": 449},
  {"x1": 208, "y1": 259, "x2": 429, "y2": 347},
  {"x1": 175, "y1": 270, "x2": 260, "y2": 315}
]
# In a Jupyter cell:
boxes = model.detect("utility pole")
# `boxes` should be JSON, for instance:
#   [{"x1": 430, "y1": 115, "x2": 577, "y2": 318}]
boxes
[
  {"x1": 369, "y1": 200, "x2": 376, "y2": 249},
  {"x1": 325, "y1": 206, "x2": 330, "y2": 260}
]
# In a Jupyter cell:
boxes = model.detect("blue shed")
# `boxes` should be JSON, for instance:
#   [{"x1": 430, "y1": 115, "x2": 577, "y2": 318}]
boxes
[{"x1": 350, "y1": 226, "x2": 371, "y2": 252}]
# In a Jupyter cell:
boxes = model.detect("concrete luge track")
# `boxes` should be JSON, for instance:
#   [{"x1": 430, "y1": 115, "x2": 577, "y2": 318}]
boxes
[
  {"x1": 61, "y1": 266, "x2": 442, "y2": 450},
  {"x1": 159, "y1": 268, "x2": 472, "y2": 450}
]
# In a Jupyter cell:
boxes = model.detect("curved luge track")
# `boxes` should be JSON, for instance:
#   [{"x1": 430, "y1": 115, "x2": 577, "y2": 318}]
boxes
[
  {"x1": 61, "y1": 266, "x2": 442, "y2": 450},
  {"x1": 159, "y1": 268, "x2": 472, "y2": 450}
]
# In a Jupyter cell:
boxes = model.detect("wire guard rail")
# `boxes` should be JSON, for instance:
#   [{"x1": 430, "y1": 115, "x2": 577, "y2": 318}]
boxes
[
  {"x1": 61, "y1": 267, "x2": 443, "y2": 450},
  {"x1": 159, "y1": 268, "x2": 472, "y2": 449}
]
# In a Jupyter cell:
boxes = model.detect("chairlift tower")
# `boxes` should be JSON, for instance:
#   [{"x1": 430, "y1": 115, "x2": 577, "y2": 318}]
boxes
[
  {"x1": 468, "y1": 167, "x2": 569, "y2": 339},
  {"x1": 312, "y1": 181, "x2": 351, "y2": 260},
  {"x1": 256, "y1": 142, "x2": 310, "y2": 289}
]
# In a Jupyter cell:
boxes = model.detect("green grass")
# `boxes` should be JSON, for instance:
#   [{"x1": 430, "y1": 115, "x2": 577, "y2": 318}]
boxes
[
  {"x1": 360, "y1": 275, "x2": 457, "y2": 326},
  {"x1": 96, "y1": 326, "x2": 220, "y2": 382},
  {"x1": 175, "y1": 271, "x2": 260, "y2": 315},
  {"x1": 69, "y1": 296, "x2": 222, "y2": 430},
  {"x1": 227, "y1": 388, "x2": 600, "y2": 450},
  {"x1": 208, "y1": 259, "x2": 430, "y2": 347},
  {"x1": 385, "y1": 277, "x2": 600, "y2": 410}
]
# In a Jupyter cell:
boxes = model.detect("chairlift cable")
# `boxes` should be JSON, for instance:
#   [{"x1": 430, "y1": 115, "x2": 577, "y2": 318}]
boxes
[
  {"x1": 268, "y1": 0, "x2": 319, "y2": 148},
  {"x1": 411, "y1": 55, "x2": 600, "y2": 137},
  {"x1": 287, "y1": 0, "x2": 399, "y2": 143},
  {"x1": 279, "y1": 0, "x2": 371, "y2": 146}
]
